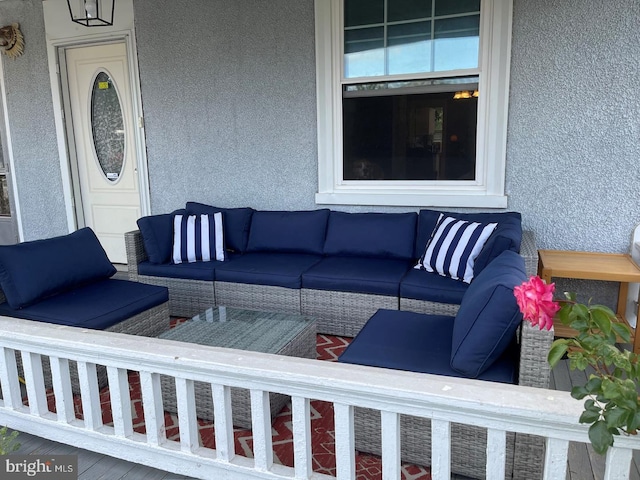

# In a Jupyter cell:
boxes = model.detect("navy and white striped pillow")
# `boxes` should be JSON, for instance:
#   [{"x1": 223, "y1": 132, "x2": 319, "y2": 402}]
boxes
[
  {"x1": 415, "y1": 214, "x2": 497, "y2": 283},
  {"x1": 172, "y1": 213, "x2": 226, "y2": 264}
]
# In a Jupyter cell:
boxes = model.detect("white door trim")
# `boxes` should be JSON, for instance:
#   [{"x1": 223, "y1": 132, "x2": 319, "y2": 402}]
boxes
[
  {"x1": 42, "y1": 0, "x2": 151, "y2": 233},
  {"x1": 0, "y1": 49, "x2": 23, "y2": 241}
]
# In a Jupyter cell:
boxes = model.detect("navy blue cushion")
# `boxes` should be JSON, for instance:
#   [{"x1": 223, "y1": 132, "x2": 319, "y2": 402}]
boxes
[
  {"x1": 302, "y1": 256, "x2": 412, "y2": 296},
  {"x1": 450, "y1": 250, "x2": 527, "y2": 378},
  {"x1": 0, "y1": 279, "x2": 168, "y2": 330},
  {"x1": 323, "y1": 212, "x2": 417, "y2": 260},
  {"x1": 0, "y1": 228, "x2": 116, "y2": 309},
  {"x1": 338, "y1": 309, "x2": 517, "y2": 384},
  {"x1": 137, "y1": 209, "x2": 187, "y2": 264},
  {"x1": 400, "y1": 268, "x2": 469, "y2": 305},
  {"x1": 246, "y1": 210, "x2": 330, "y2": 255},
  {"x1": 214, "y1": 253, "x2": 322, "y2": 289},
  {"x1": 138, "y1": 258, "x2": 224, "y2": 281},
  {"x1": 414, "y1": 209, "x2": 522, "y2": 274},
  {"x1": 185, "y1": 202, "x2": 254, "y2": 253}
]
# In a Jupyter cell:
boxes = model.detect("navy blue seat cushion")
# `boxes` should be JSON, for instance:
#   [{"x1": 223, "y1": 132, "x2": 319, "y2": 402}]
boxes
[
  {"x1": 302, "y1": 256, "x2": 413, "y2": 296},
  {"x1": 185, "y1": 202, "x2": 254, "y2": 254},
  {"x1": 414, "y1": 209, "x2": 522, "y2": 275},
  {"x1": 0, "y1": 228, "x2": 117, "y2": 309},
  {"x1": 214, "y1": 253, "x2": 323, "y2": 289},
  {"x1": 450, "y1": 250, "x2": 527, "y2": 378},
  {"x1": 138, "y1": 256, "x2": 229, "y2": 282},
  {"x1": 246, "y1": 209, "x2": 330, "y2": 255},
  {"x1": 0, "y1": 279, "x2": 168, "y2": 330},
  {"x1": 324, "y1": 212, "x2": 417, "y2": 260},
  {"x1": 399, "y1": 268, "x2": 469, "y2": 305},
  {"x1": 338, "y1": 309, "x2": 517, "y2": 384},
  {"x1": 137, "y1": 209, "x2": 187, "y2": 264}
]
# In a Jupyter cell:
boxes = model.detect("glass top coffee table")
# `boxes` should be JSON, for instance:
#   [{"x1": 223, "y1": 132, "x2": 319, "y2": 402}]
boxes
[{"x1": 158, "y1": 306, "x2": 317, "y2": 429}]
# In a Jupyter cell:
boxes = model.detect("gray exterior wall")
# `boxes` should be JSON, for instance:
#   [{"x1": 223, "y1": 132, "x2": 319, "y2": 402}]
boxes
[
  {"x1": 134, "y1": 0, "x2": 319, "y2": 212},
  {"x1": 1, "y1": 0, "x2": 67, "y2": 241},
  {"x1": 0, "y1": 1, "x2": 637, "y2": 283}
]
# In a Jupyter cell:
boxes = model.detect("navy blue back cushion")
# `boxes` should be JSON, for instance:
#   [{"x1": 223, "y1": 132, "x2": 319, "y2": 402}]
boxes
[
  {"x1": 246, "y1": 210, "x2": 330, "y2": 255},
  {"x1": 185, "y1": 202, "x2": 254, "y2": 253},
  {"x1": 324, "y1": 211, "x2": 417, "y2": 260},
  {"x1": 450, "y1": 250, "x2": 527, "y2": 378},
  {"x1": 415, "y1": 209, "x2": 522, "y2": 273},
  {"x1": 137, "y1": 209, "x2": 186, "y2": 264},
  {"x1": 0, "y1": 228, "x2": 116, "y2": 309}
]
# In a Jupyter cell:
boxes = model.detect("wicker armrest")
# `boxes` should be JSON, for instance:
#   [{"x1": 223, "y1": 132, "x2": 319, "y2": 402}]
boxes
[
  {"x1": 520, "y1": 230, "x2": 538, "y2": 278},
  {"x1": 124, "y1": 230, "x2": 148, "y2": 281},
  {"x1": 517, "y1": 321, "x2": 554, "y2": 388}
]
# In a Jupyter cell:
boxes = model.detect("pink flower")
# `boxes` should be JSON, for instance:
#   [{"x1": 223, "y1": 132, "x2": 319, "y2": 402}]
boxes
[{"x1": 513, "y1": 276, "x2": 560, "y2": 330}]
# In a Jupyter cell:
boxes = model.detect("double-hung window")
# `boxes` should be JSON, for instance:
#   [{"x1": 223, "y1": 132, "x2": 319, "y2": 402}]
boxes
[{"x1": 315, "y1": 0, "x2": 513, "y2": 208}]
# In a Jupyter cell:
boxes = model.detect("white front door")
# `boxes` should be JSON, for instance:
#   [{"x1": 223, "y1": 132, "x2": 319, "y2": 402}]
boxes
[{"x1": 65, "y1": 42, "x2": 140, "y2": 263}]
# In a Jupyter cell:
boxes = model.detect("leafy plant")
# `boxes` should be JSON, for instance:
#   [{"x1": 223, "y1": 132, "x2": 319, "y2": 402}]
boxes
[
  {"x1": 547, "y1": 294, "x2": 639, "y2": 455},
  {"x1": 515, "y1": 277, "x2": 639, "y2": 455},
  {"x1": 0, "y1": 426, "x2": 19, "y2": 455}
]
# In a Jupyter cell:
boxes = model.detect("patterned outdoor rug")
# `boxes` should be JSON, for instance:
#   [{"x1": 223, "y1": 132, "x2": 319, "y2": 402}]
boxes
[{"x1": 44, "y1": 332, "x2": 431, "y2": 480}]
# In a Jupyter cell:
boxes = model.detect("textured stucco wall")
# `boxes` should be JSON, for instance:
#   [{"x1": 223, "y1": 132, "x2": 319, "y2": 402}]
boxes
[
  {"x1": 0, "y1": 0, "x2": 68, "y2": 241},
  {"x1": 507, "y1": 0, "x2": 640, "y2": 254},
  {"x1": 133, "y1": 0, "x2": 319, "y2": 212}
]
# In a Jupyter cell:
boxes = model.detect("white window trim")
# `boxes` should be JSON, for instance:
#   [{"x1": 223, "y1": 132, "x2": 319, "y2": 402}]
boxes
[{"x1": 314, "y1": 0, "x2": 513, "y2": 208}]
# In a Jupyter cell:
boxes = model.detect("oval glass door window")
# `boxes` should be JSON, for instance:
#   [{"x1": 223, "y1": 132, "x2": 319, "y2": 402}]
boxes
[{"x1": 91, "y1": 71, "x2": 125, "y2": 182}]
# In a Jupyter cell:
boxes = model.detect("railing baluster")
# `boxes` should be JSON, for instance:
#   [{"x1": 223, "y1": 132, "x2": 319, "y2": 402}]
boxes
[
  {"x1": 212, "y1": 384, "x2": 234, "y2": 462},
  {"x1": 334, "y1": 402, "x2": 355, "y2": 480},
  {"x1": 49, "y1": 356, "x2": 74, "y2": 423},
  {"x1": 381, "y1": 411, "x2": 401, "y2": 480},
  {"x1": 543, "y1": 438, "x2": 569, "y2": 480},
  {"x1": 250, "y1": 389, "x2": 273, "y2": 471},
  {"x1": 107, "y1": 366, "x2": 133, "y2": 438},
  {"x1": 77, "y1": 361, "x2": 102, "y2": 430},
  {"x1": 292, "y1": 396, "x2": 312, "y2": 478},
  {"x1": 431, "y1": 419, "x2": 451, "y2": 480},
  {"x1": 604, "y1": 446, "x2": 633, "y2": 480},
  {"x1": 0, "y1": 347, "x2": 22, "y2": 409},
  {"x1": 139, "y1": 371, "x2": 165, "y2": 446},
  {"x1": 21, "y1": 351, "x2": 47, "y2": 416},
  {"x1": 486, "y1": 428, "x2": 506, "y2": 480},
  {"x1": 175, "y1": 377, "x2": 199, "y2": 452}
]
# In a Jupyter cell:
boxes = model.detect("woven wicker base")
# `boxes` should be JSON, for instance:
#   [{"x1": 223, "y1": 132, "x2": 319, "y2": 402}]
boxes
[
  {"x1": 399, "y1": 297, "x2": 460, "y2": 316},
  {"x1": 160, "y1": 314, "x2": 316, "y2": 429},
  {"x1": 14, "y1": 301, "x2": 170, "y2": 395},
  {"x1": 301, "y1": 289, "x2": 398, "y2": 337},
  {"x1": 215, "y1": 281, "x2": 301, "y2": 314},
  {"x1": 354, "y1": 407, "x2": 516, "y2": 480},
  {"x1": 139, "y1": 275, "x2": 215, "y2": 318}
]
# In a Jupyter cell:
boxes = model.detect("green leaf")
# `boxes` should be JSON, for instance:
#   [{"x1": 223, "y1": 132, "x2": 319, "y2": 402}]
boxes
[
  {"x1": 571, "y1": 318, "x2": 589, "y2": 332},
  {"x1": 548, "y1": 341, "x2": 569, "y2": 367},
  {"x1": 564, "y1": 292, "x2": 577, "y2": 302},
  {"x1": 584, "y1": 377, "x2": 602, "y2": 395},
  {"x1": 591, "y1": 308, "x2": 612, "y2": 335},
  {"x1": 580, "y1": 409, "x2": 602, "y2": 424},
  {"x1": 612, "y1": 322, "x2": 632, "y2": 343},
  {"x1": 588, "y1": 420, "x2": 614, "y2": 455},
  {"x1": 571, "y1": 385, "x2": 589, "y2": 400},
  {"x1": 604, "y1": 407, "x2": 630, "y2": 429}
]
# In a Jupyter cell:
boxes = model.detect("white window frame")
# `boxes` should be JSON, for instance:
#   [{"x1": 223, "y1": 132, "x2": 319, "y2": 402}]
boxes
[{"x1": 314, "y1": 0, "x2": 513, "y2": 208}]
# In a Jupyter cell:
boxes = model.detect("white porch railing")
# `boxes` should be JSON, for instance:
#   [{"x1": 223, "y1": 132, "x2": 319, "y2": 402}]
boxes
[{"x1": 0, "y1": 317, "x2": 638, "y2": 480}]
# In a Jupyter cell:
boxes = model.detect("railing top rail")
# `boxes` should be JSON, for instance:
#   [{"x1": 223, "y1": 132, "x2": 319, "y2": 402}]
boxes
[{"x1": 0, "y1": 316, "x2": 637, "y2": 450}]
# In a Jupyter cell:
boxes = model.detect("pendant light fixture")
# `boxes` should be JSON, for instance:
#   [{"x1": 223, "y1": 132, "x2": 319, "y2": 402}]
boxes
[{"x1": 67, "y1": 0, "x2": 115, "y2": 27}]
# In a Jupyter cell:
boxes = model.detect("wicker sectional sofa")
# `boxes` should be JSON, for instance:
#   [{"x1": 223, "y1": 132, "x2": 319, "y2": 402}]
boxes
[
  {"x1": 126, "y1": 202, "x2": 552, "y2": 479},
  {"x1": 127, "y1": 202, "x2": 538, "y2": 331}
]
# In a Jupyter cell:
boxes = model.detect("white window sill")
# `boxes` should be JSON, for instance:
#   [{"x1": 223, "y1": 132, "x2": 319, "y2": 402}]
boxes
[{"x1": 315, "y1": 191, "x2": 508, "y2": 209}]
